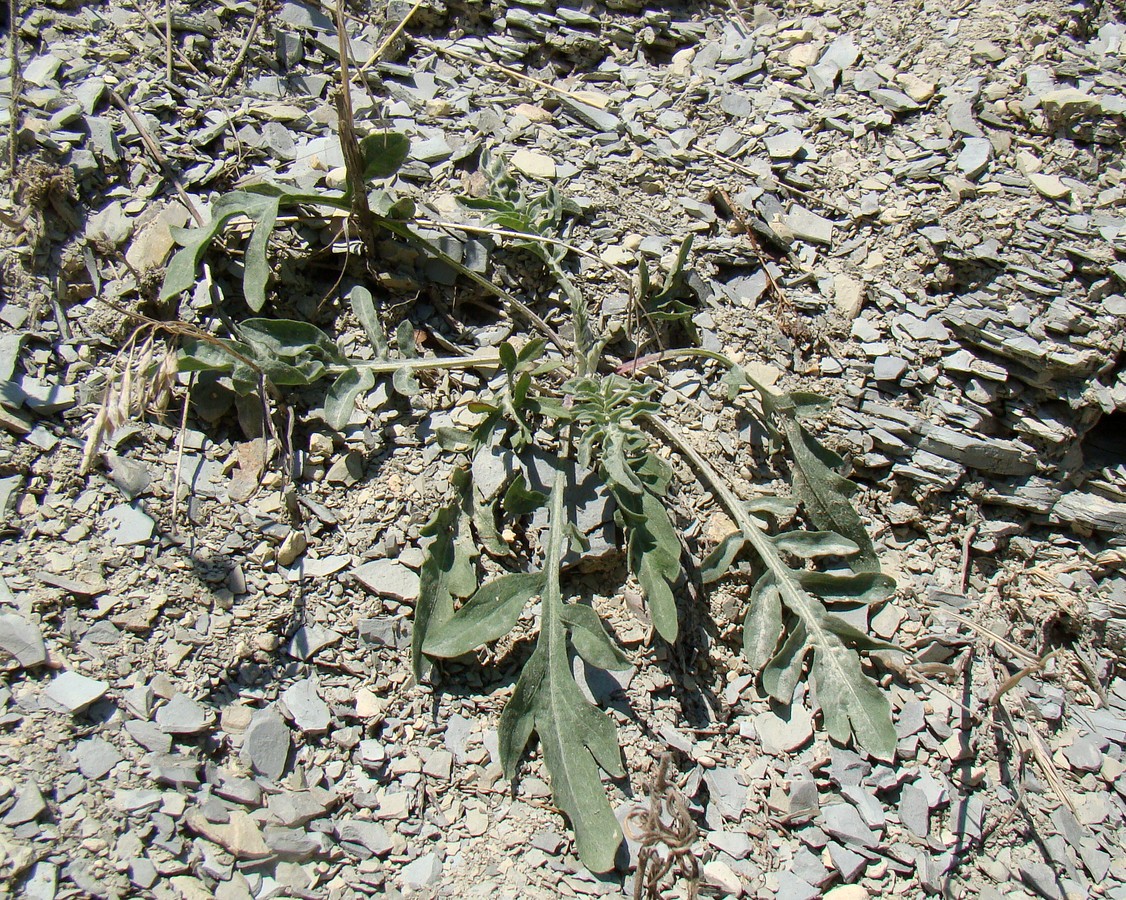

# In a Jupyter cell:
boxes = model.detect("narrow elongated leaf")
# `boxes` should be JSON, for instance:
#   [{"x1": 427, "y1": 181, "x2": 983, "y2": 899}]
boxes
[
  {"x1": 561, "y1": 603, "x2": 630, "y2": 671},
  {"x1": 348, "y1": 285, "x2": 388, "y2": 356},
  {"x1": 772, "y1": 531, "x2": 859, "y2": 559},
  {"x1": 242, "y1": 194, "x2": 280, "y2": 312},
  {"x1": 413, "y1": 504, "x2": 469, "y2": 680},
  {"x1": 423, "y1": 572, "x2": 544, "y2": 658},
  {"x1": 761, "y1": 624, "x2": 807, "y2": 704},
  {"x1": 324, "y1": 367, "x2": 375, "y2": 430},
  {"x1": 799, "y1": 571, "x2": 897, "y2": 604},
  {"x1": 701, "y1": 532, "x2": 744, "y2": 584},
  {"x1": 496, "y1": 475, "x2": 624, "y2": 873},
  {"x1": 743, "y1": 574, "x2": 784, "y2": 671}
]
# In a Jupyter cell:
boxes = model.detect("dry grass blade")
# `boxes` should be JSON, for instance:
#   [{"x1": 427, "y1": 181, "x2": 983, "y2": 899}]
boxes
[
  {"x1": 81, "y1": 326, "x2": 179, "y2": 474},
  {"x1": 624, "y1": 754, "x2": 700, "y2": 900}
]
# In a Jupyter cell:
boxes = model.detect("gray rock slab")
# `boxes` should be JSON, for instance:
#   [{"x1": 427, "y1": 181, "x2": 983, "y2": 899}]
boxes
[
  {"x1": 351, "y1": 559, "x2": 420, "y2": 602},
  {"x1": 559, "y1": 96, "x2": 622, "y2": 132},
  {"x1": 765, "y1": 130, "x2": 805, "y2": 159},
  {"x1": 45, "y1": 671, "x2": 109, "y2": 713},
  {"x1": 281, "y1": 678, "x2": 331, "y2": 734},
  {"x1": 1063, "y1": 735, "x2": 1104, "y2": 772},
  {"x1": 125, "y1": 717, "x2": 168, "y2": 751},
  {"x1": 401, "y1": 853, "x2": 443, "y2": 891},
  {"x1": 287, "y1": 624, "x2": 342, "y2": 661},
  {"x1": 899, "y1": 784, "x2": 930, "y2": 837},
  {"x1": 3, "y1": 779, "x2": 47, "y2": 825},
  {"x1": 775, "y1": 871, "x2": 819, "y2": 900},
  {"x1": 704, "y1": 767, "x2": 748, "y2": 820},
  {"x1": 244, "y1": 707, "x2": 291, "y2": 780},
  {"x1": 336, "y1": 817, "x2": 394, "y2": 856},
  {"x1": 22, "y1": 861, "x2": 58, "y2": 900},
  {"x1": 75, "y1": 737, "x2": 124, "y2": 779},
  {"x1": 871, "y1": 88, "x2": 920, "y2": 114},
  {"x1": 0, "y1": 613, "x2": 47, "y2": 667},
  {"x1": 750, "y1": 705, "x2": 814, "y2": 754},
  {"x1": 105, "y1": 502, "x2": 155, "y2": 546},
  {"x1": 957, "y1": 137, "x2": 992, "y2": 180},
  {"x1": 706, "y1": 830, "x2": 753, "y2": 860},
  {"x1": 822, "y1": 802, "x2": 880, "y2": 849},
  {"x1": 156, "y1": 694, "x2": 214, "y2": 735},
  {"x1": 826, "y1": 841, "x2": 867, "y2": 881},
  {"x1": 873, "y1": 355, "x2": 908, "y2": 381},
  {"x1": 268, "y1": 790, "x2": 331, "y2": 827},
  {"x1": 784, "y1": 205, "x2": 834, "y2": 245}
]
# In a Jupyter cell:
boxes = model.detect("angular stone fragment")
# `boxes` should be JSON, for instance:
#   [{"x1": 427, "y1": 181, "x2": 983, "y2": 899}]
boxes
[
  {"x1": 400, "y1": 853, "x2": 443, "y2": 890},
  {"x1": 351, "y1": 559, "x2": 420, "y2": 602},
  {"x1": 822, "y1": 803, "x2": 880, "y2": 849},
  {"x1": 244, "y1": 707, "x2": 291, "y2": 780},
  {"x1": 784, "y1": 205, "x2": 834, "y2": 245},
  {"x1": 751, "y1": 705, "x2": 814, "y2": 754},
  {"x1": 45, "y1": 671, "x2": 109, "y2": 713},
  {"x1": 156, "y1": 694, "x2": 215, "y2": 735},
  {"x1": 1028, "y1": 172, "x2": 1070, "y2": 199},
  {"x1": 0, "y1": 613, "x2": 47, "y2": 667},
  {"x1": 511, "y1": 149, "x2": 556, "y2": 179},
  {"x1": 281, "y1": 678, "x2": 331, "y2": 734},
  {"x1": 185, "y1": 809, "x2": 273, "y2": 860},
  {"x1": 336, "y1": 817, "x2": 394, "y2": 857},
  {"x1": 75, "y1": 737, "x2": 124, "y2": 779},
  {"x1": 2, "y1": 780, "x2": 47, "y2": 825}
]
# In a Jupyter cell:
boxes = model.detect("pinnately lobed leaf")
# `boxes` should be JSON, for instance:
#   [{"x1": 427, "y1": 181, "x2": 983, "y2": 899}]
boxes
[{"x1": 497, "y1": 473, "x2": 625, "y2": 873}]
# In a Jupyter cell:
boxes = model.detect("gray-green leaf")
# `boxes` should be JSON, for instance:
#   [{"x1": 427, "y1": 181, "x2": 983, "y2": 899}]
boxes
[{"x1": 423, "y1": 572, "x2": 544, "y2": 658}]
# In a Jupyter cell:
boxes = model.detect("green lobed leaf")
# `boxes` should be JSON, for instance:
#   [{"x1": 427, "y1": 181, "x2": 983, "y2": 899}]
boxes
[
  {"x1": 412, "y1": 503, "x2": 472, "y2": 681},
  {"x1": 700, "y1": 532, "x2": 744, "y2": 584},
  {"x1": 561, "y1": 604, "x2": 630, "y2": 671},
  {"x1": 324, "y1": 367, "x2": 376, "y2": 430},
  {"x1": 810, "y1": 643, "x2": 897, "y2": 760},
  {"x1": 422, "y1": 572, "x2": 545, "y2": 659},
  {"x1": 502, "y1": 471, "x2": 547, "y2": 516},
  {"x1": 496, "y1": 474, "x2": 624, "y2": 873},
  {"x1": 761, "y1": 624, "x2": 808, "y2": 705},
  {"x1": 237, "y1": 318, "x2": 345, "y2": 364},
  {"x1": 767, "y1": 394, "x2": 881, "y2": 573},
  {"x1": 628, "y1": 487, "x2": 681, "y2": 643},
  {"x1": 798, "y1": 571, "x2": 897, "y2": 604}
]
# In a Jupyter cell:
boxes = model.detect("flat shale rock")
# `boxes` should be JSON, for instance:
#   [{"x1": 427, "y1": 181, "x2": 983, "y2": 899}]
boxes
[
  {"x1": 0, "y1": 613, "x2": 47, "y2": 667},
  {"x1": 44, "y1": 671, "x2": 109, "y2": 714}
]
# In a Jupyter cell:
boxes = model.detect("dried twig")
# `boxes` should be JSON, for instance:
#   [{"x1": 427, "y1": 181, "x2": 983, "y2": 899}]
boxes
[
  {"x1": 164, "y1": 0, "x2": 173, "y2": 84},
  {"x1": 7, "y1": 0, "x2": 20, "y2": 178},
  {"x1": 219, "y1": 0, "x2": 265, "y2": 94},
  {"x1": 624, "y1": 754, "x2": 700, "y2": 900},
  {"x1": 356, "y1": 0, "x2": 426, "y2": 76}
]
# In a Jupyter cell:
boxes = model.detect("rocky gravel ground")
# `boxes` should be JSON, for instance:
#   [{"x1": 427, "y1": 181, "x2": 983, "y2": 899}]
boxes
[{"x1": 3, "y1": 0, "x2": 1126, "y2": 897}]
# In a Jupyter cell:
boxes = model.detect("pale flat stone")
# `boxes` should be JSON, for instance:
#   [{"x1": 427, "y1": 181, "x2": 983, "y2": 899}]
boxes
[
  {"x1": 1028, "y1": 172, "x2": 1070, "y2": 199},
  {"x1": 511, "y1": 149, "x2": 556, "y2": 179},
  {"x1": 0, "y1": 613, "x2": 47, "y2": 667},
  {"x1": 45, "y1": 671, "x2": 109, "y2": 713},
  {"x1": 184, "y1": 808, "x2": 273, "y2": 860}
]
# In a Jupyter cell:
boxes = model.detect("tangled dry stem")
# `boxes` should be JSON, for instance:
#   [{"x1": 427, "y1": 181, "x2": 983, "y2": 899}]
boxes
[{"x1": 625, "y1": 753, "x2": 701, "y2": 900}]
